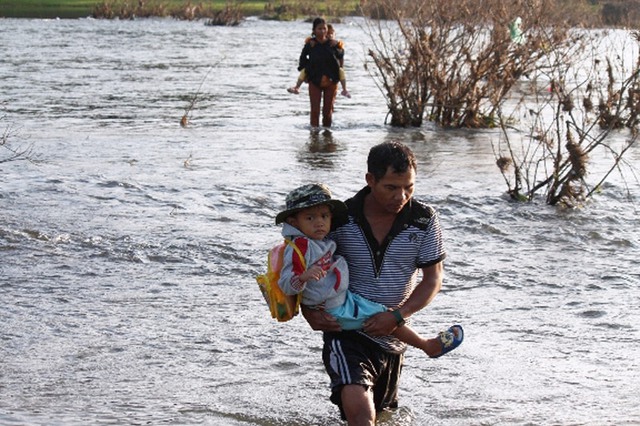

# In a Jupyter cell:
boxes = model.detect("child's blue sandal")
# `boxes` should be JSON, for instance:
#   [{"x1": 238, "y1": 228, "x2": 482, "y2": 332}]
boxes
[{"x1": 430, "y1": 324, "x2": 464, "y2": 358}]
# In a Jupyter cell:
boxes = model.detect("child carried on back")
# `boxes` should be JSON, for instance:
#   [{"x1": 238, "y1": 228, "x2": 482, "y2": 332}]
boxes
[{"x1": 287, "y1": 24, "x2": 350, "y2": 98}]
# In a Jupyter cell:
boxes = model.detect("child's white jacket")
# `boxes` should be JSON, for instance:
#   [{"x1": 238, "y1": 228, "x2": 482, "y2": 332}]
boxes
[{"x1": 278, "y1": 223, "x2": 349, "y2": 309}]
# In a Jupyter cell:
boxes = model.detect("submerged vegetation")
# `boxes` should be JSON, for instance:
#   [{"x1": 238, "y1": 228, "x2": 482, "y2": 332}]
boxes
[
  {"x1": 363, "y1": 0, "x2": 568, "y2": 128},
  {"x1": 493, "y1": 34, "x2": 640, "y2": 207},
  {"x1": 1, "y1": 117, "x2": 35, "y2": 165},
  {"x1": 362, "y1": 0, "x2": 639, "y2": 206}
]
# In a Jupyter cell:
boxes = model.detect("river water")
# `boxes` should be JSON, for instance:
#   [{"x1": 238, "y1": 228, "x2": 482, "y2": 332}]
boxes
[{"x1": 1, "y1": 17, "x2": 639, "y2": 425}]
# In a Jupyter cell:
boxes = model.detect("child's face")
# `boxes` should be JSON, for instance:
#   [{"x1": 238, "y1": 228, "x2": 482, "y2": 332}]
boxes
[
  {"x1": 289, "y1": 204, "x2": 332, "y2": 240},
  {"x1": 328, "y1": 29, "x2": 335, "y2": 39}
]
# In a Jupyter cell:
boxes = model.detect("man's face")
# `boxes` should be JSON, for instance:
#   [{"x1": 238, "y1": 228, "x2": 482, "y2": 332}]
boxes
[{"x1": 367, "y1": 166, "x2": 416, "y2": 214}]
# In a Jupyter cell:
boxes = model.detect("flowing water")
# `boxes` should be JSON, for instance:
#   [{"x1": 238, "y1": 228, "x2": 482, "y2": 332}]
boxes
[{"x1": 1, "y1": 17, "x2": 639, "y2": 425}]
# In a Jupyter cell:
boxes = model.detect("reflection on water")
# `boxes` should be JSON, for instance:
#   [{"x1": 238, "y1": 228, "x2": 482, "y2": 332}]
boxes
[
  {"x1": 301, "y1": 128, "x2": 339, "y2": 168},
  {"x1": 309, "y1": 129, "x2": 338, "y2": 153},
  {"x1": 0, "y1": 17, "x2": 639, "y2": 426}
]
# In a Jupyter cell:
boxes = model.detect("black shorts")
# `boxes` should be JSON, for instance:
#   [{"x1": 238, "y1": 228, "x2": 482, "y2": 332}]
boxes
[{"x1": 322, "y1": 331, "x2": 404, "y2": 418}]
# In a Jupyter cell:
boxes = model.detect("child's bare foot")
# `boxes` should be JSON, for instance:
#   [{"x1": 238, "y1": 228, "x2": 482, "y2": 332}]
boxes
[
  {"x1": 341, "y1": 89, "x2": 351, "y2": 98},
  {"x1": 287, "y1": 86, "x2": 300, "y2": 94},
  {"x1": 425, "y1": 325, "x2": 464, "y2": 358}
]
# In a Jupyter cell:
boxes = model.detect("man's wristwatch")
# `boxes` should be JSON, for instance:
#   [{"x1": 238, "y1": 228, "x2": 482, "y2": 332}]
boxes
[{"x1": 391, "y1": 309, "x2": 405, "y2": 326}]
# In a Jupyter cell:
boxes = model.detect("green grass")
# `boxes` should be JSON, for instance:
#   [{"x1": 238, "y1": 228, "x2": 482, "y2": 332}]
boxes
[
  {"x1": 0, "y1": 0, "x2": 358, "y2": 19},
  {"x1": 0, "y1": 0, "x2": 99, "y2": 18},
  {"x1": 0, "y1": 0, "x2": 267, "y2": 18}
]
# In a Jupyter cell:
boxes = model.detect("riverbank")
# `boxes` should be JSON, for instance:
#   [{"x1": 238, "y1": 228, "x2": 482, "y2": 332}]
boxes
[
  {"x1": 2, "y1": 0, "x2": 638, "y2": 29},
  {"x1": 0, "y1": 0, "x2": 359, "y2": 19}
]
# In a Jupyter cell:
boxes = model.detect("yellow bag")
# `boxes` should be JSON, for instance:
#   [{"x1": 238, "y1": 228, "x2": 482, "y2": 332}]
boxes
[{"x1": 256, "y1": 239, "x2": 306, "y2": 322}]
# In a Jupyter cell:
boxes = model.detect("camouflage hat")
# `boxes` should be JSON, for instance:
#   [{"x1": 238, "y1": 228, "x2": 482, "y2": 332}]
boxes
[{"x1": 275, "y1": 183, "x2": 347, "y2": 224}]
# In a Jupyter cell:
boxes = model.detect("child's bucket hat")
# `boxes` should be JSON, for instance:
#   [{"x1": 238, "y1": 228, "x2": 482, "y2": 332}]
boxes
[{"x1": 276, "y1": 183, "x2": 347, "y2": 224}]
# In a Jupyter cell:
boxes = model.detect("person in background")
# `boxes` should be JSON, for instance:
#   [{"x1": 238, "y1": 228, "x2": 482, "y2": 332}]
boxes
[
  {"x1": 292, "y1": 17, "x2": 345, "y2": 128},
  {"x1": 302, "y1": 141, "x2": 456, "y2": 425},
  {"x1": 288, "y1": 24, "x2": 350, "y2": 99},
  {"x1": 509, "y1": 16, "x2": 525, "y2": 44}
]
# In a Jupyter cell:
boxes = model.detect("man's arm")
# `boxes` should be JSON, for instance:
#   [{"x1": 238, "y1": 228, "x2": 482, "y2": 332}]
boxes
[
  {"x1": 398, "y1": 261, "x2": 443, "y2": 319},
  {"x1": 362, "y1": 261, "x2": 444, "y2": 336},
  {"x1": 301, "y1": 304, "x2": 342, "y2": 332}
]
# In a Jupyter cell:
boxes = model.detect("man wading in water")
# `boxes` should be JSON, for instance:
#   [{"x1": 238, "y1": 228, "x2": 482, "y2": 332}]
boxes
[{"x1": 303, "y1": 141, "x2": 459, "y2": 425}]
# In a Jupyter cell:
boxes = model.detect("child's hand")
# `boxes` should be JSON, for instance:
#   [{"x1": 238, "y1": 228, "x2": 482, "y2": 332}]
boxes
[{"x1": 299, "y1": 265, "x2": 326, "y2": 283}]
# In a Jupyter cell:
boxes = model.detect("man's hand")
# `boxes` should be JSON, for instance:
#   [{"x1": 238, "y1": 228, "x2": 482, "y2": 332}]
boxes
[
  {"x1": 362, "y1": 311, "x2": 398, "y2": 336},
  {"x1": 301, "y1": 305, "x2": 341, "y2": 332}
]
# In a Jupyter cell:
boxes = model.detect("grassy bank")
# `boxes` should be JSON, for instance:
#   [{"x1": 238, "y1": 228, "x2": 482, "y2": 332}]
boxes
[
  {"x1": 0, "y1": 0, "x2": 358, "y2": 19},
  {"x1": 1, "y1": 1, "x2": 634, "y2": 28},
  {"x1": 0, "y1": 0, "x2": 97, "y2": 18}
]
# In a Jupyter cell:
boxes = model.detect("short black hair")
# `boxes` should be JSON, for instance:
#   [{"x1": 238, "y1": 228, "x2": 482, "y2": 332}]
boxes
[{"x1": 367, "y1": 141, "x2": 417, "y2": 181}]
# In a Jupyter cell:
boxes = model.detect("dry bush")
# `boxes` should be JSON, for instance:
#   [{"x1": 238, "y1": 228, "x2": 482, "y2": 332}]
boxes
[
  {"x1": 92, "y1": 0, "x2": 168, "y2": 19},
  {"x1": 494, "y1": 29, "x2": 640, "y2": 206},
  {"x1": 92, "y1": 0, "x2": 244, "y2": 21},
  {"x1": 1, "y1": 119, "x2": 36, "y2": 164},
  {"x1": 601, "y1": 1, "x2": 640, "y2": 26},
  {"x1": 362, "y1": 0, "x2": 638, "y2": 205},
  {"x1": 363, "y1": 0, "x2": 573, "y2": 128},
  {"x1": 204, "y1": 2, "x2": 244, "y2": 26}
]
